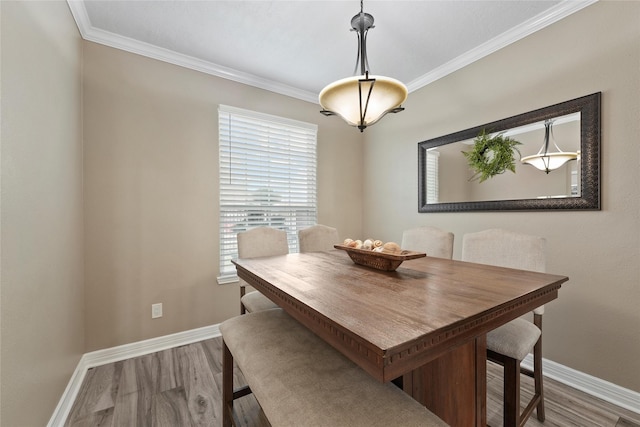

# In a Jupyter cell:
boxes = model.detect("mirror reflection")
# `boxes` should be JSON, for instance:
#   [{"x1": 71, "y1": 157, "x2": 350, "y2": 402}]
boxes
[
  {"x1": 418, "y1": 92, "x2": 600, "y2": 212},
  {"x1": 427, "y1": 113, "x2": 581, "y2": 204}
]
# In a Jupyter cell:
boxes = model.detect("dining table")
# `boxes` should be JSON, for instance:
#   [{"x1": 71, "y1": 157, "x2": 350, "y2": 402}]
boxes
[{"x1": 232, "y1": 249, "x2": 568, "y2": 427}]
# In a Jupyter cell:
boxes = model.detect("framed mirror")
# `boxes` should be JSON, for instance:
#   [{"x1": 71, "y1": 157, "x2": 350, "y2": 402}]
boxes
[{"x1": 418, "y1": 92, "x2": 600, "y2": 212}]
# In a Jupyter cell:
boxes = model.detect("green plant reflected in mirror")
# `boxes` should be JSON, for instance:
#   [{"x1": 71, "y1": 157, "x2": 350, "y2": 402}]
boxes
[
  {"x1": 418, "y1": 93, "x2": 600, "y2": 212},
  {"x1": 462, "y1": 130, "x2": 522, "y2": 183}
]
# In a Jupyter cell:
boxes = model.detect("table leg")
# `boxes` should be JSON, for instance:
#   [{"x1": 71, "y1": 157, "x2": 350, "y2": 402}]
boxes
[{"x1": 403, "y1": 335, "x2": 487, "y2": 427}]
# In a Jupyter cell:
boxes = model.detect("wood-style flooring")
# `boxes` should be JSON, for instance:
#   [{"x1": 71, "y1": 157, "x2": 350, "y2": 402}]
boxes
[{"x1": 65, "y1": 336, "x2": 640, "y2": 427}]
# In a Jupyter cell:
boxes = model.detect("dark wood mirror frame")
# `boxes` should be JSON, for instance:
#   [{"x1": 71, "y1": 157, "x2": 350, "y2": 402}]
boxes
[{"x1": 418, "y1": 92, "x2": 601, "y2": 212}]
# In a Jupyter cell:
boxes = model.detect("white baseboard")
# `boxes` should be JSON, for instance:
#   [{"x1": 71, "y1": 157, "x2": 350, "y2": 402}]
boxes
[
  {"x1": 522, "y1": 354, "x2": 640, "y2": 415},
  {"x1": 47, "y1": 323, "x2": 221, "y2": 427},
  {"x1": 48, "y1": 325, "x2": 639, "y2": 426}
]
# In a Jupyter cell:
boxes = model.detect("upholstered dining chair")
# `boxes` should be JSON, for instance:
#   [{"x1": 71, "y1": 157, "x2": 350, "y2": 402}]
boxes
[
  {"x1": 401, "y1": 226, "x2": 454, "y2": 259},
  {"x1": 298, "y1": 224, "x2": 340, "y2": 253},
  {"x1": 461, "y1": 228, "x2": 547, "y2": 427},
  {"x1": 237, "y1": 226, "x2": 289, "y2": 314}
]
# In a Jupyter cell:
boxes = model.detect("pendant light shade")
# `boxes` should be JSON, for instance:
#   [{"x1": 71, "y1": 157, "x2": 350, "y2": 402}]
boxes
[
  {"x1": 521, "y1": 119, "x2": 577, "y2": 174},
  {"x1": 319, "y1": 74, "x2": 407, "y2": 129},
  {"x1": 319, "y1": 2, "x2": 407, "y2": 132}
]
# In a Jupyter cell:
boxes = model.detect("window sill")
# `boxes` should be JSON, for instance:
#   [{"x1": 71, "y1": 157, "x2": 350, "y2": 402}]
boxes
[{"x1": 217, "y1": 274, "x2": 239, "y2": 285}]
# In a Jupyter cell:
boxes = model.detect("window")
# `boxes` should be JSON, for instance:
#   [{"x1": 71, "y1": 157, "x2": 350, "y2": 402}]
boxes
[
  {"x1": 218, "y1": 105, "x2": 318, "y2": 283},
  {"x1": 426, "y1": 149, "x2": 439, "y2": 204}
]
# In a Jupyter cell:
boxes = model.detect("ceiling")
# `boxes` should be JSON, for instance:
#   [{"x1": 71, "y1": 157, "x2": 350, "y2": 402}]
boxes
[{"x1": 68, "y1": 1, "x2": 596, "y2": 103}]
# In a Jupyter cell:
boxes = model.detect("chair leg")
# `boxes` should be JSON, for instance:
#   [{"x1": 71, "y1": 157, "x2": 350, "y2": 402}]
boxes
[
  {"x1": 222, "y1": 339, "x2": 234, "y2": 427},
  {"x1": 240, "y1": 285, "x2": 246, "y2": 315},
  {"x1": 533, "y1": 314, "x2": 545, "y2": 421},
  {"x1": 489, "y1": 315, "x2": 545, "y2": 427},
  {"x1": 502, "y1": 356, "x2": 521, "y2": 427}
]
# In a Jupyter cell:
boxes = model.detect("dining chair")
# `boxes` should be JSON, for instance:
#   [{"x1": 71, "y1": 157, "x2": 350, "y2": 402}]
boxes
[
  {"x1": 237, "y1": 226, "x2": 289, "y2": 314},
  {"x1": 298, "y1": 224, "x2": 340, "y2": 253},
  {"x1": 461, "y1": 228, "x2": 546, "y2": 427},
  {"x1": 401, "y1": 226, "x2": 454, "y2": 259}
]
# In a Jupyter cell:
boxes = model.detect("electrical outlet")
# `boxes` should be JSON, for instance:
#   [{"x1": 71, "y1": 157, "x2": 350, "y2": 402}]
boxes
[{"x1": 152, "y1": 303, "x2": 163, "y2": 319}]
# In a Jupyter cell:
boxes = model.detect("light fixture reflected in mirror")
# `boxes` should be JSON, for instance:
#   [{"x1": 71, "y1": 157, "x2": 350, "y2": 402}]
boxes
[
  {"x1": 319, "y1": 1, "x2": 407, "y2": 132},
  {"x1": 418, "y1": 92, "x2": 600, "y2": 212},
  {"x1": 521, "y1": 119, "x2": 578, "y2": 173}
]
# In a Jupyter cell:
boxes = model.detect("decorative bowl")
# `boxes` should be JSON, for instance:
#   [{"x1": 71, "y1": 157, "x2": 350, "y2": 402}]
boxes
[{"x1": 334, "y1": 244, "x2": 426, "y2": 271}]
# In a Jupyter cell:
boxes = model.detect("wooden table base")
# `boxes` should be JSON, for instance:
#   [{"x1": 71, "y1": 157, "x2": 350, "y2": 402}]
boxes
[{"x1": 403, "y1": 336, "x2": 487, "y2": 427}]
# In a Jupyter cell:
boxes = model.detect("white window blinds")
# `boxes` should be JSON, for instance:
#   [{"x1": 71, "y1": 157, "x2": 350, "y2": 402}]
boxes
[
  {"x1": 218, "y1": 105, "x2": 318, "y2": 283},
  {"x1": 426, "y1": 150, "x2": 439, "y2": 204}
]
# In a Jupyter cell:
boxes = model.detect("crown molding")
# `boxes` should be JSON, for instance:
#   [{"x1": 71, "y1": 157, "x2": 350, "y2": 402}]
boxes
[
  {"x1": 66, "y1": 1, "x2": 318, "y2": 103},
  {"x1": 67, "y1": 0, "x2": 597, "y2": 104},
  {"x1": 406, "y1": 0, "x2": 598, "y2": 92}
]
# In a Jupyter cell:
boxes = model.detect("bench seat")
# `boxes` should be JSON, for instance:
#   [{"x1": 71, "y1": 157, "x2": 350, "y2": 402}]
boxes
[
  {"x1": 240, "y1": 290, "x2": 278, "y2": 313},
  {"x1": 220, "y1": 308, "x2": 447, "y2": 427}
]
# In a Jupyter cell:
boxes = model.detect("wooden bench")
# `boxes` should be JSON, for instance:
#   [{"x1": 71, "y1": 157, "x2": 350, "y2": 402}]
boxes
[{"x1": 220, "y1": 308, "x2": 447, "y2": 427}]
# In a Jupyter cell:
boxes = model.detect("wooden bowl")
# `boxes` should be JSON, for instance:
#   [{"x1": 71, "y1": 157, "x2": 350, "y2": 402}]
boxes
[{"x1": 334, "y1": 244, "x2": 426, "y2": 271}]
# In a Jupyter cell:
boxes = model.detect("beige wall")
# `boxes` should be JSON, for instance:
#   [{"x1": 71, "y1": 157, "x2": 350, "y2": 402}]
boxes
[
  {"x1": 2, "y1": 2, "x2": 638, "y2": 425},
  {"x1": 82, "y1": 42, "x2": 364, "y2": 351},
  {"x1": 364, "y1": 1, "x2": 640, "y2": 392},
  {"x1": 0, "y1": 1, "x2": 84, "y2": 426}
]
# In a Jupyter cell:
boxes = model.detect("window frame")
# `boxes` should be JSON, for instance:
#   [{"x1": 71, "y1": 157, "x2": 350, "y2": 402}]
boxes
[{"x1": 217, "y1": 105, "x2": 318, "y2": 284}]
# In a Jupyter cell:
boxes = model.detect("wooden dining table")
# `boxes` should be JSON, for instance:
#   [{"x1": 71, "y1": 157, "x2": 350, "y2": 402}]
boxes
[{"x1": 232, "y1": 249, "x2": 568, "y2": 427}]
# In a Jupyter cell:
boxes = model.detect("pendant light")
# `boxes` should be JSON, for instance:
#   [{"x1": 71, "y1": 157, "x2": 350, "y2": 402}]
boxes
[
  {"x1": 319, "y1": 1, "x2": 407, "y2": 132},
  {"x1": 521, "y1": 119, "x2": 578, "y2": 174}
]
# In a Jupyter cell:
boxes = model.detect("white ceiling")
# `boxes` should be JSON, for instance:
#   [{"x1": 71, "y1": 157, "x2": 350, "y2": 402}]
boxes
[{"x1": 68, "y1": 0, "x2": 596, "y2": 103}]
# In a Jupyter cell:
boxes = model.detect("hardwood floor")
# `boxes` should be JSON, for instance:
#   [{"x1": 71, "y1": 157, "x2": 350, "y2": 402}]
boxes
[{"x1": 65, "y1": 337, "x2": 640, "y2": 427}]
